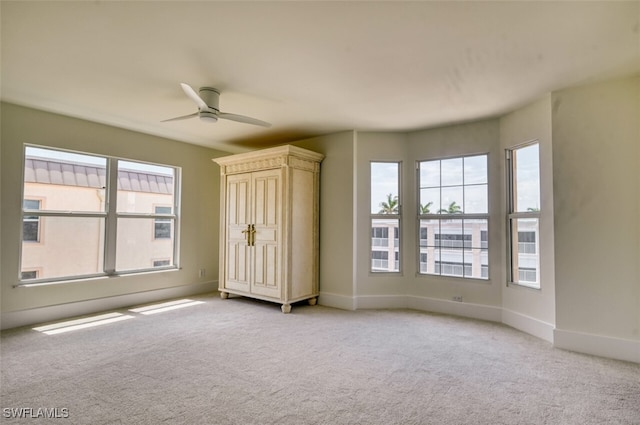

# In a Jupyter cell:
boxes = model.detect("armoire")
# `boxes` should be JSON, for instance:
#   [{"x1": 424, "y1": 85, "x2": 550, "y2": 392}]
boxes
[{"x1": 212, "y1": 145, "x2": 324, "y2": 313}]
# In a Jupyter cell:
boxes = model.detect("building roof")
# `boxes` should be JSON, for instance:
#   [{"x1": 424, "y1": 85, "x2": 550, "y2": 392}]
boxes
[{"x1": 24, "y1": 158, "x2": 173, "y2": 194}]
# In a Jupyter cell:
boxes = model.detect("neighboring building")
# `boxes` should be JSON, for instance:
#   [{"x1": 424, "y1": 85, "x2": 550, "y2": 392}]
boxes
[{"x1": 372, "y1": 219, "x2": 538, "y2": 283}]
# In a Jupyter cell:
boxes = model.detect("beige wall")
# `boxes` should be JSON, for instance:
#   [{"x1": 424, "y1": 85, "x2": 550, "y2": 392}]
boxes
[
  {"x1": 499, "y1": 94, "x2": 556, "y2": 340},
  {"x1": 1, "y1": 103, "x2": 229, "y2": 326},
  {"x1": 552, "y1": 76, "x2": 639, "y2": 343},
  {"x1": 293, "y1": 132, "x2": 357, "y2": 309}
]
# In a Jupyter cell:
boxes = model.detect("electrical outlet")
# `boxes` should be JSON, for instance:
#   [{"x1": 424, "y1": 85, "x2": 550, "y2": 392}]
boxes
[
  {"x1": 198, "y1": 268, "x2": 206, "y2": 278},
  {"x1": 452, "y1": 296, "x2": 463, "y2": 302}
]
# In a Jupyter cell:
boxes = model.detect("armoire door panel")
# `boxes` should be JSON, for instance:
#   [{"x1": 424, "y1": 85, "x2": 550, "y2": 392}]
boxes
[
  {"x1": 251, "y1": 243, "x2": 280, "y2": 298},
  {"x1": 253, "y1": 171, "x2": 280, "y2": 227},
  {"x1": 225, "y1": 241, "x2": 251, "y2": 291},
  {"x1": 227, "y1": 176, "x2": 251, "y2": 226}
]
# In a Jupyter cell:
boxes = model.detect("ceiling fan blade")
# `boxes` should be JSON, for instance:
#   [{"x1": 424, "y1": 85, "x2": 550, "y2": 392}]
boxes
[
  {"x1": 161, "y1": 112, "x2": 198, "y2": 122},
  {"x1": 218, "y1": 112, "x2": 271, "y2": 127},
  {"x1": 180, "y1": 83, "x2": 208, "y2": 111}
]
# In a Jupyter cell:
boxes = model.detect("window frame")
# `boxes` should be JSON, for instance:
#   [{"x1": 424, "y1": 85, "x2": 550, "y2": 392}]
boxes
[
  {"x1": 369, "y1": 161, "x2": 402, "y2": 274},
  {"x1": 416, "y1": 153, "x2": 489, "y2": 280},
  {"x1": 506, "y1": 141, "x2": 541, "y2": 289},
  {"x1": 18, "y1": 145, "x2": 181, "y2": 285}
]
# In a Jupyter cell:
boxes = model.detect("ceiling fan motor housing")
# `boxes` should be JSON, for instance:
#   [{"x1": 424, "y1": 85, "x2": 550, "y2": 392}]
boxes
[
  {"x1": 199, "y1": 87, "x2": 220, "y2": 111},
  {"x1": 199, "y1": 111, "x2": 219, "y2": 123}
]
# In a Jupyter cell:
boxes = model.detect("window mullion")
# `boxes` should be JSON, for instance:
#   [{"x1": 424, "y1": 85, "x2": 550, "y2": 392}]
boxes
[{"x1": 104, "y1": 158, "x2": 119, "y2": 275}]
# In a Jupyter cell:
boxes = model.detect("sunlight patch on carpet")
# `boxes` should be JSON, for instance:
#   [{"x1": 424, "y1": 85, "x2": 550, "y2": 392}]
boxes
[
  {"x1": 128, "y1": 299, "x2": 205, "y2": 315},
  {"x1": 33, "y1": 313, "x2": 135, "y2": 335}
]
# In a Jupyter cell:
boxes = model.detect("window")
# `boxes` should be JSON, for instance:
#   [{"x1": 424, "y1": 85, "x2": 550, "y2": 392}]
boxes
[
  {"x1": 22, "y1": 199, "x2": 41, "y2": 242},
  {"x1": 507, "y1": 142, "x2": 540, "y2": 288},
  {"x1": 21, "y1": 271, "x2": 38, "y2": 280},
  {"x1": 154, "y1": 206, "x2": 172, "y2": 239},
  {"x1": 370, "y1": 162, "x2": 401, "y2": 273},
  {"x1": 418, "y1": 154, "x2": 488, "y2": 279},
  {"x1": 20, "y1": 146, "x2": 180, "y2": 283}
]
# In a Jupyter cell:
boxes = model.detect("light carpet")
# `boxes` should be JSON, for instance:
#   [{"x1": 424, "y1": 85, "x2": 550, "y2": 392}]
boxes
[{"x1": 1, "y1": 293, "x2": 639, "y2": 424}]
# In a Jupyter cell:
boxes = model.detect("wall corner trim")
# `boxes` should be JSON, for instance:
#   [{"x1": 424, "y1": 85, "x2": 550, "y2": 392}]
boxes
[{"x1": 502, "y1": 308, "x2": 555, "y2": 343}]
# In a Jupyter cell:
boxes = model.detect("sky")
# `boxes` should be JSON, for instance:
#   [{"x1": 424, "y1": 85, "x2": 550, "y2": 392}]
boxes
[{"x1": 371, "y1": 149, "x2": 540, "y2": 215}]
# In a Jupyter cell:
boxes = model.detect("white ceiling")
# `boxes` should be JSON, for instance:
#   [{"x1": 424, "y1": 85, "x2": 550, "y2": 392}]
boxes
[{"x1": 2, "y1": 1, "x2": 639, "y2": 153}]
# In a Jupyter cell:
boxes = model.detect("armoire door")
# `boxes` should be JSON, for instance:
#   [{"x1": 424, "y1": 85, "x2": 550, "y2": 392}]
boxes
[
  {"x1": 224, "y1": 173, "x2": 252, "y2": 292},
  {"x1": 250, "y1": 169, "x2": 282, "y2": 299}
]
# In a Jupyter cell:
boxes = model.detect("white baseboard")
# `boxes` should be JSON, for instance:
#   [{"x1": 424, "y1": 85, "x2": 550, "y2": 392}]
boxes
[
  {"x1": 502, "y1": 308, "x2": 555, "y2": 343},
  {"x1": 356, "y1": 295, "x2": 408, "y2": 310},
  {"x1": 1, "y1": 281, "x2": 217, "y2": 330},
  {"x1": 554, "y1": 328, "x2": 640, "y2": 364},
  {"x1": 346, "y1": 293, "x2": 502, "y2": 323},
  {"x1": 407, "y1": 295, "x2": 503, "y2": 323},
  {"x1": 318, "y1": 291, "x2": 356, "y2": 310}
]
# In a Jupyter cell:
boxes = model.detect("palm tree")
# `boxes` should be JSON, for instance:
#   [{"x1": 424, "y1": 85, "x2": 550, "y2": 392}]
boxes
[
  {"x1": 438, "y1": 201, "x2": 462, "y2": 214},
  {"x1": 378, "y1": 193, "x2": 398, "y2": 214},
  {"x1": 419, "y1": 202, "x2": 433, "y2": 214}
]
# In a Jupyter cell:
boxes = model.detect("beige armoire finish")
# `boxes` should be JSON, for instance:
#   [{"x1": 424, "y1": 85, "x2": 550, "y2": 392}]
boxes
[{"x1": 213, "y1": 145, "x2": 323, "y2": 313}]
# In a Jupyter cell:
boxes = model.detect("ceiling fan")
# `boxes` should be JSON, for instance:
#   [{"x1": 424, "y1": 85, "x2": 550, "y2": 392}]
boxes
[{"x1": 162, "y1": 83, "x2": 271, "y2": 127}]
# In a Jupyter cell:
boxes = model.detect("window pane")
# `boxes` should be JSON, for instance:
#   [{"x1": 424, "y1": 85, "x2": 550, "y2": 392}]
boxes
[
  {"x1": 420, "y1": 219, "x2": 439, "y2": 247},
  {"x1": 24, "y1": 147, "x2": 106, "y2": 213},
  {"x1": 464, "y1": 184, "x2": 488, "y2": 214},
  {"x1": 465, "y1": 219, "x2": 488, "y2": 249},
  {"x1": 371, "y1": 162, "x2": 399, "y2": 214},
  {"x1": 371, "y1": 218, "x2": 399, "y2": 272},
  {"x1": 440, "y1": 186, "x2": 463, "y2": 214},
  {"x1": 441, "y1": 158, "x2": 463, "y2": 186},
  {"x1": 116, "y1": 218, "x2": 175, "y2": 272},
  {"x1": 117, "y1": 161, "x2": 175, "y2": 214},
  {"x1": 438, "y1": 219, "x2": 463, "y2": 248},
  {"x1": 465, "y1": 248, "x2": 488, "y2": 279},
  {"x1": 513, "y1": 143, "x2": 540, "y2": 212},
  {"x1": 463, "y1": 155, "x2": 488, "y2": 185},
  {"x1": 419, "y1": 160, "x2": 440, "y2": 187},
  {"x1": 511, "y1": 218, "x2": 539, "y2": 288},
  {"x1": 419, "y1": 188, "x2": 439, "y2": 215},
  {"x1": 439, "y1": 250, "x2": 464, "y2": 277},
  {"x1": 21, "y1": 216, "x2": 105, "y2": 280}
]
